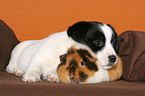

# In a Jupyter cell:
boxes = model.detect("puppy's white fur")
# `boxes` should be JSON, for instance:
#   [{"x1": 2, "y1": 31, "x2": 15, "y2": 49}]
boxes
[
  {"x1": 96, "y1": 24, "x2": 117, "y2": 69},
  {"x1": 6, "y1": 31, "x2": 77, "y2": 82}
]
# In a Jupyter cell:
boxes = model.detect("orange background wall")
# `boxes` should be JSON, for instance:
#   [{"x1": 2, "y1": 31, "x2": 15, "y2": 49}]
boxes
[{"x1": 0, "y1": 0, "x2": 145, "y2": 41}]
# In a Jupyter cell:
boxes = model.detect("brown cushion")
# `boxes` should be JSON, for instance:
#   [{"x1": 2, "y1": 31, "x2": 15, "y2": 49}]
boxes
[
  {"x1": 119, "y1": 31, "x2": 145, "y2": 81},
  {"x1": 0, "y1": 20, "x2": 20, "y2": 71}
]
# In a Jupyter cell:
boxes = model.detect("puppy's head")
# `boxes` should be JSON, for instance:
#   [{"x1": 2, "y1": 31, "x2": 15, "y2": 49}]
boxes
[
  {"x1": 67, "y1": 21, "x2": 119, "y2": 69},
  {"x1": 57, "y1": 47, "x2": 98, "y2": 84}
]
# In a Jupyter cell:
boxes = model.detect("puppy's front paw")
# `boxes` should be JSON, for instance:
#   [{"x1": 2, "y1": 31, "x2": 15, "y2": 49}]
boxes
[
  {"x1": 14, "y1": 70, "x2": 23, "y2": 77},
  {"x1": 22, "y1": 72, "x2": 41, "y2": 83}
]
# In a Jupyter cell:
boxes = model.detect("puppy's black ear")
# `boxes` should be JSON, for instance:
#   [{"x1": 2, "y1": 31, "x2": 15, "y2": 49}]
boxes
[
  {"x1": 115, "y1": 35, "x2": 120, "y2": 53},
  {"x1": 107, "y1": 24, "x2": 120, "y2": 53},
  {"x1": 67, "y1": 21, "x2": 92, "y2": 44}
]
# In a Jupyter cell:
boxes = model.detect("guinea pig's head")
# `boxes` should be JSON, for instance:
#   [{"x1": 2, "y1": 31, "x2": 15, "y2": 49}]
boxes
[{"x1": 57, "y1": 47, "x2": 98, "y2": 84}]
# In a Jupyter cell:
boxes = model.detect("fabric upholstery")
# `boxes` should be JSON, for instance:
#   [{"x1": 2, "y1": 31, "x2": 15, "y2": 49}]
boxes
[
  {"x1": 119, "y1": 31, "x2": 145, "y2": 81},
  {"x1": 0, "y1": 71, "x2": 145, "y2": 96}
]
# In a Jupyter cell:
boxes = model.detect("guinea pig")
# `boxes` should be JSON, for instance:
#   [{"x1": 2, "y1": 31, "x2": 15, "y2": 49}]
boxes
[{"x1": 57, "y1": 46, "x2": 123, "y2": 84}]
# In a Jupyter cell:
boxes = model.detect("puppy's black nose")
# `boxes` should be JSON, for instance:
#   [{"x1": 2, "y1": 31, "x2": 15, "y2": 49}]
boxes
[{"x1": 109, "y1": 55, "x2": 117, "y2": 63}]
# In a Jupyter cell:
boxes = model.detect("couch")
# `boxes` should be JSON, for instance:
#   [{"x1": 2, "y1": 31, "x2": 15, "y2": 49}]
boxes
[{"x1": 0, "y1": 20, "x2": 145, "y2": 96}]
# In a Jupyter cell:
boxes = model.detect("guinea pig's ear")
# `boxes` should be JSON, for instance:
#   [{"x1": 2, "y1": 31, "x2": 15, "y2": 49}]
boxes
[
  {"x1": 59, "y1": 54, "x2": 67, "y2": 63},
  {"x1": 85, "y1": 55, "x2": 97, "y2": 62}
]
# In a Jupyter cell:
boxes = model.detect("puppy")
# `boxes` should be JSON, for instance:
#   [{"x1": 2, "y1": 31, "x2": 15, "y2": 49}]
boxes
[
  {"x1": 67, "y1": 21, "x2": 120, "y2": 69},
  {"x1": 6, "y1": 32, "x2": 76, "y2": 82},
  {"x1": 57, "y1": 47, "x2": 123, "y2": 84},
  {"x1": 6, "y1": 21, "x2": 119, "y2": 83}
]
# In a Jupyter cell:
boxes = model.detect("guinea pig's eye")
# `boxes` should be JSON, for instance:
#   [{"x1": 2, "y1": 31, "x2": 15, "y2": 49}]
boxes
[{"x1": 80, "y1": 61, "x2": 85, "y2": 66}]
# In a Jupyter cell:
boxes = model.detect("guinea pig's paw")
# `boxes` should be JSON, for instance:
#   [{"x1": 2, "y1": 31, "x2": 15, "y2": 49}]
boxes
[
  {"x1": 47, "y1": 71, "x2": 59, "y2": 83},
  {"x1": 22, "y1": 72, "x2": 42, "y2": 83}
]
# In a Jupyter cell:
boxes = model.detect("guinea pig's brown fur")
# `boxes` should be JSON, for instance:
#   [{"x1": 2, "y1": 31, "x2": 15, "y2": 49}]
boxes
[
  {"x1": 57, "y1": 47, "x2": 98, "y2": 84},
  {"x1": 57, "y1": 47, "x2": 123, "y2": 84}
]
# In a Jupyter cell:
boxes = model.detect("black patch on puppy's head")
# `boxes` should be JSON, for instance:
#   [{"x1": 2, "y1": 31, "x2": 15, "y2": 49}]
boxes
[
  {"x1": 67, "y1": 21, "x2": 93, "y2": 44},
  {"x1": 67, "y1": 21, "x2": 106, "y2": 53}
]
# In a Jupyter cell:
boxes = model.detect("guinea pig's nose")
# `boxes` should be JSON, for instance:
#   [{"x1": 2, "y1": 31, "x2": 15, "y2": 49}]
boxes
[{"x1": 108, "y1": 55, "x2": 117, "y2": 63}]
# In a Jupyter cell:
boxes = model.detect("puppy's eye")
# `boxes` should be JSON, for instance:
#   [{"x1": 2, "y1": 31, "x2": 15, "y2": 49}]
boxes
[
  {"x1": 93, "y1": 40, "x2": 103, "y2": 47},
  {"x1": 80, "y1": 61, "x2": 85, "y2": 66}
]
